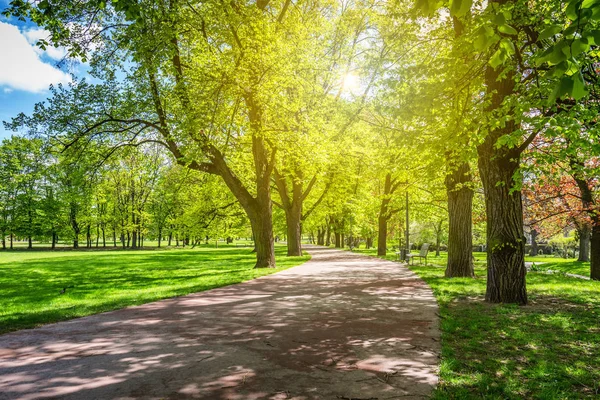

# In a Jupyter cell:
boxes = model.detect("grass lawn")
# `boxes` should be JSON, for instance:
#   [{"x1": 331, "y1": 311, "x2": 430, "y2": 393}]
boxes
[
  {"x1": 352, "y1": 247, "x2": 600, "y2": 399},
  {"x1": 0, "y1": 244, "x2": 309, "y2": 334}
]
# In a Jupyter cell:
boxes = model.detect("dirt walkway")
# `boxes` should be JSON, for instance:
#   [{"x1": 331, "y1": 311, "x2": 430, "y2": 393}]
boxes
[{"x1": 0, "y1": 246, "x2": 440, "y2": 400}]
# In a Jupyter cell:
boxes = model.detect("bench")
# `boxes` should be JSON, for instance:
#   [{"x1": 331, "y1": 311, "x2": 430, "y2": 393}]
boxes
[{"x1": 406, "y1": 243, "x2": 430, "y2": 265}]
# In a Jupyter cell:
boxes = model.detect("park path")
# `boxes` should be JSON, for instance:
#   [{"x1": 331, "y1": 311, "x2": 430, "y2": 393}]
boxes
[{"x1": 0, "y1": 246, "x2": 440, "y2": 400}]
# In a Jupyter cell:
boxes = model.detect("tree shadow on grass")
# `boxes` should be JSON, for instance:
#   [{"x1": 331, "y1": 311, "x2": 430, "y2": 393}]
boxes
[
  {"x1": 0, "y1": 247, "x2": 440, "y2": 399},
  {"x1": 433, "y1": 294, "x2": 600, "y2": 399},
  {"x1": 0, "y1": 247, "x2": 308, "y2": 334}
]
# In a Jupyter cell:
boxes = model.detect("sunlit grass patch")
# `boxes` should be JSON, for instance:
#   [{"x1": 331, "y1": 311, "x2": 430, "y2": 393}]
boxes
[
  {"x1": 351, "y1": 247, "x2": 600, "y2": 398},
  {"x1": 0, "y1": 245, "x2": 309, "y2": 334}
]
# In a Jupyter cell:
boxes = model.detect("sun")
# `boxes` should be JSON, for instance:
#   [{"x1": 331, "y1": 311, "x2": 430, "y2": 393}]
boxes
[{"x1": 341, "y1": 72, "x2": 361, "y2": 94}]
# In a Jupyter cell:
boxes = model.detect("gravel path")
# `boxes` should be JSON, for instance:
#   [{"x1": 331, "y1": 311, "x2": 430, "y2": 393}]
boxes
[{"x1": 0, "y1": 246, "x2": 440, "y2": 400}]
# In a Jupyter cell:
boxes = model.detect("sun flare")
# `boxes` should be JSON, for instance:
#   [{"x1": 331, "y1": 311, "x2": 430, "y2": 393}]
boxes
[{"x1": 341, "y1": 72, "x2": 360, "y2": 94}]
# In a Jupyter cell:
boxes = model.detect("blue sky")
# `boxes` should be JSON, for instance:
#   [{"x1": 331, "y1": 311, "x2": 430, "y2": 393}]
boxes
[{"x1": 0, "y1": 0, "x2": 79, "y2": 140}]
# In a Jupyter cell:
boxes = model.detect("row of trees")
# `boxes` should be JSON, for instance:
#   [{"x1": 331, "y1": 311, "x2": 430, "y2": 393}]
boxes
[
  {"x1": 4, "y1": 0, "x2": 600, "y2": 305},
  {"x1": 0, "y1": 137, "x2": 247, "y2": 249}
]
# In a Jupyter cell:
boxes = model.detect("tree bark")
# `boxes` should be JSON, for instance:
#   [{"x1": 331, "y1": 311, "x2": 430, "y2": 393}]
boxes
[
  {"x1": 572, "y1": 175, "x2": 599, "y2": 277},
  {"x1": 477, "y1": 56, "x2": 527, "y2": 304},
  {"x1": 377, "y1": 173, "x2": 393, "y2": 256},
  {"x1": 445, "y1": 161, "x2": 474, "y2": 278},
  {"x1": 591, "y1": 224, "x2": 600, "y2": 280},
  {"x1": 377, "y1": 215, "x2": 388, "y2": 256},
  {"x1": 273, "y1": 169, "x2": 304, "y2": 256},
  {"x1": 575, "y1": 224, "x2": 590, "y2": 262},
  {"x1": 529, "y1": 228, "x2": 539, "y2": 257},
  {"x1": 70, "y1": 202, "x2": 80, "y2": 249}
]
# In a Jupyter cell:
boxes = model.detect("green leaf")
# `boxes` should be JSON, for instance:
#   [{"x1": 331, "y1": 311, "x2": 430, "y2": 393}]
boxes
[
  {"x1": 537, "y1": 41, "x2": 569, "y2": 66},
  {"x1": 549, "y1": 75, "x2": 573, "y2": 104},
  {"x1": 572, "y1": 72, "x2": 588, "y2": 100},
  {"x1": 547, "y1": 61, "x2": 569, "y2": 78},
  {"x1": 539, "y1": 25, "x2": 563, "y2": 41},
  {"x1": 587, "y1": 29, "x2": 600, "y2": 44},
  {"x1": 498, "y1": 24, "x2": 518, "y2": 36},
  {"x1": 569, "y1": 38, "x2": 590, "y2": 57},
  {"x1": 499, "y1": 38, "x2": 515, "y2": 55},
  {"x1": 449, "y1": 0, "x2": 473, "y2": 17},
  {"x1": 492, "y1": 13, "x2": 506, "y2": 26},
  {"x1": 473, "y1": 25, "x2": 498, "y2": 51},
  {"x1": 565, "y1": 0, "x2": 582, "y2": 20},
  {"x1": 489, "y1": 48, "x2": 507, "y2": 69},
  {"x1": 582, "y1": 0, "x2": 599, "y2": 8}
]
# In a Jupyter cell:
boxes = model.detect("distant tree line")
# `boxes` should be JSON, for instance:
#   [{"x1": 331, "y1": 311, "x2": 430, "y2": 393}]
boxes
[{"x1": 0, "y1": 137, "x2": 247, "y2": 249}]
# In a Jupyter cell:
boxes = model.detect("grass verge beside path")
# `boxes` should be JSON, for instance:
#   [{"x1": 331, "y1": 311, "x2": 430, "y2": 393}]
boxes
[
  {"x1": 352, "y1": 247, "x2": 600, "y2": 399},
  {"x1": 0, "y1": 245, "x2": 310, "y2": 334}
]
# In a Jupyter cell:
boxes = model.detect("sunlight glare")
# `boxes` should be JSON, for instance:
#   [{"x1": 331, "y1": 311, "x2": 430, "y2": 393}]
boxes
[{"x1": 342, "y1": 72, "x2": 361, "y2": 95}]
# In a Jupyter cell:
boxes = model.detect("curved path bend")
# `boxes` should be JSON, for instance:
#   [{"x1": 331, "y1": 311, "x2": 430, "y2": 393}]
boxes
[{"x1": 0, "y1": 246, "x2": 440, "y2": 400}]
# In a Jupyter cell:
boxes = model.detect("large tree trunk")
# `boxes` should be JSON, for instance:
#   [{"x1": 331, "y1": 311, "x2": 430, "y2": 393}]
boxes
[
  {"x1": 477, "y1": 55, "x2": 527, "y2": 304},
  {"x1": 591, "y1": 223, "x2": 600, "y2": 280},
  {"x1": 249, "y1": 206, "x2": 276, "y2": 268},
  {"x1": 478, "y1": 148, "x2": 527, "y2": 303},
  {"x1": 577, "y1": 224, "x2": 590, "y2": 262},
  {"x1": 445, "y1": 161, "x2": 474, "y2": 278}
]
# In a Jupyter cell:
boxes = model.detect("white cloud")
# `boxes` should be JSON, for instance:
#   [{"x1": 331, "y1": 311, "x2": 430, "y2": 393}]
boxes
[
  {"x1": 23, "y1": 27, "x2": 68, "y2": 61},
  {"x1": 0, "y1": 22, "x2": 71, "y2": 93},
  {"x1": 3, "y1": 87, "x2": 14, "y2": 93}
]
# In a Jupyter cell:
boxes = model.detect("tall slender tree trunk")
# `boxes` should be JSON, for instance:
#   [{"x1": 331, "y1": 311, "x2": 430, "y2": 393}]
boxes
[
  {"x1": 86, "y1": 225, "x2": 92, "y2": 248},
  {"x1": 572, "y1": 176, "x2": 599, "y2": 278},
  {"x1": 286, "y1": 210, "x2": 302, "y2": 256},
  {"x1": 377, "y1": 173, "x2": 393, "y2": 256},
  {"x1": 478, "y1": 53, "x2": 527, "y2": 304},
  {"x1": 377, "y1": 215, "x2": 388, "y2": 256},
  {"x1": 529, "y1": 228, "x2": 539, "y2": 257},
  {"x1": 575, "y1": 224, "x2": 590, "y2": 262},
  {"x1": 445, "y1": 161, "x2": 474, "y2": 277}
]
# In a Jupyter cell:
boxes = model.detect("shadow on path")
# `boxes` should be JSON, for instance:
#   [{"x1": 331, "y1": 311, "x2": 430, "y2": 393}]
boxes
[{"x1": 0, "y1": 246, "x2": 440, "y2": 400}]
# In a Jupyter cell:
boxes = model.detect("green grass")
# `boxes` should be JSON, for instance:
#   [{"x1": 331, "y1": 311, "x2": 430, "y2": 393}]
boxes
[
  {"x1": 0, "y1": 244, "x2": 309, "y2": 334},
  {"x1": 526, "y1": 256, "x2": 591, "y2": 277},
  {"x1": 351, "y1": 247, "x2": 600, "y2": 399}
]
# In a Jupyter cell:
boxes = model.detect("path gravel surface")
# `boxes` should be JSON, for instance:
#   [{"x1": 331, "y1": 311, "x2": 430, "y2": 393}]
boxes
[{"x1": 0, "y1": 246, "x2": 440, "y2": 400}]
